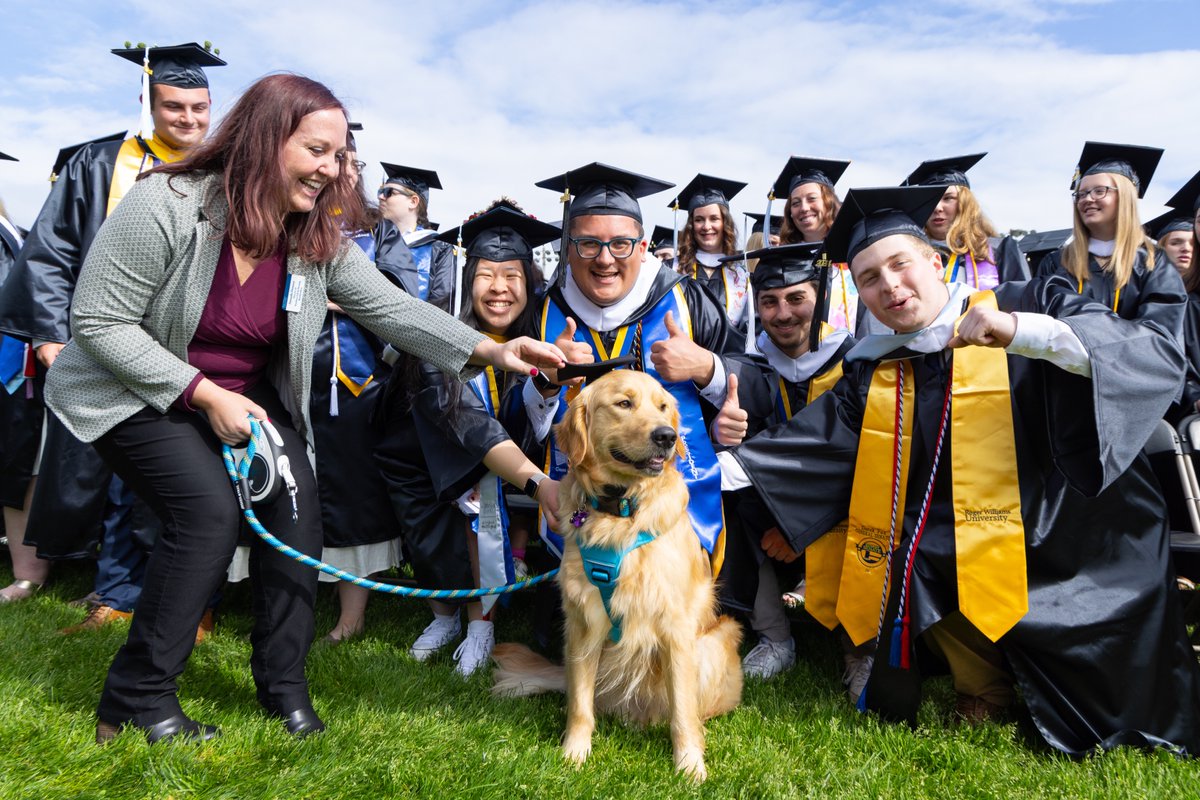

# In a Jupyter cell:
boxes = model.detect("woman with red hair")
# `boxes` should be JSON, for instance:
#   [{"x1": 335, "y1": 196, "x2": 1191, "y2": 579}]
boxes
[{"x1": 44, "y1": 73, "x2": 563, "y2": 744}]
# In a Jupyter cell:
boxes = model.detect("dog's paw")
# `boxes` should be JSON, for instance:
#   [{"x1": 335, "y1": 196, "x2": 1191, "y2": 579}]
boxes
[
  {"x1": 562, "y1": 734, "x2": 592, "y2": 767},
  {"x1": 674, "y1": 748, "x2": 707, "y2": 783}
]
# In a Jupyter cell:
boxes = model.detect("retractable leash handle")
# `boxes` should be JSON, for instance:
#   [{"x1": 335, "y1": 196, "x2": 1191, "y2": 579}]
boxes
[{"x1": 221, "y1": 415, "x2": 559, "y2": 598}]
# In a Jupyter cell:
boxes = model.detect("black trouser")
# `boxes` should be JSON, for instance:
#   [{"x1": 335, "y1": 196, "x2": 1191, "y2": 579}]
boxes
[{"x1": 92, "y1": 384, "x2": 321, "y2": 726}]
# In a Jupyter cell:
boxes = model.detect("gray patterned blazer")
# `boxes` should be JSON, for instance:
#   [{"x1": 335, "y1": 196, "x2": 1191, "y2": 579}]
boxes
[{"x1": 45, "y1": 170, "x2": 484, "y2": 444}]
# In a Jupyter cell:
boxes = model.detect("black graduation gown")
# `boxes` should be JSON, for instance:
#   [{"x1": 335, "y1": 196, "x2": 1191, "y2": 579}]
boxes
[
  {"x1": 990, "y1": 235, "x2": 1031, "y2": 284},
  {"x1": 718, "y1": 334, "x2": 857, "y2": 614},
  {"x1": 684, "y1": 260, "x2": 747, "y2": 354},
  {"x1": 730, "y1": 276, "x2": 1200, "y2": 756},
  {"x1": 373, "y1": 363, "x2": 525, "y2": 590},
  {"x1": 0, "y1": 219, "x2": 43, "y2": 509},
  {"x1": 1173, "y1": 289, "x2": 1200, "y2": 419},
  {"x1": 0, "y1": 135, "x2": 162, "y2": 557},
  {"x1": 372, "y1": 220, "x2": 456, "y2": 311}
]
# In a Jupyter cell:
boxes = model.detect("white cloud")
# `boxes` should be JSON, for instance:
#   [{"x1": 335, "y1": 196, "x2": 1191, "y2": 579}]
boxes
[{"x1": 1, "y1": 0, "x2": 1197, "y2": 238}]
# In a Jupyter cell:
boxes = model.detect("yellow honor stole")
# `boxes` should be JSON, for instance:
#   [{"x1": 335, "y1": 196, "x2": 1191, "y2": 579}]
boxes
[
  {"x1": 834, "y1": 291, "x2": 1026, "y2": 646},
  {"x1": 106, "y1": 134, "x2": 184, "y2": 217}
]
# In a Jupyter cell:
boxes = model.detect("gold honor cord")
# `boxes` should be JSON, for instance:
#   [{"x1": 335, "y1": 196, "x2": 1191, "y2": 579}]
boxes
[
  {"x1": 950, "y1": 291, "x2": 1026, "y2": 641},
  {"x1": 1077, "y1": 276, "x2": 1121, "y2": 313},
  {"x1": 835, "y1": 360, "x2": 915, "y2": 645}
]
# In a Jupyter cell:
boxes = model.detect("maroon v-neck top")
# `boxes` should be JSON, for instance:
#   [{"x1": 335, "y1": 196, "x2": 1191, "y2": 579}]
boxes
[{"x1": 177, "y1": 237, "x2": 287, "y2": 408}]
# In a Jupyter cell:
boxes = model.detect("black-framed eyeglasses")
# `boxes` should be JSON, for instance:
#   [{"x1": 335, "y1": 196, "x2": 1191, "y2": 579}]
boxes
[
  {"x1": 1072, "y1": 186, "x2": 1114, "y2": 203},
  {"x1": 569, "y1": 236, "x2": 640, "y2": 259}
]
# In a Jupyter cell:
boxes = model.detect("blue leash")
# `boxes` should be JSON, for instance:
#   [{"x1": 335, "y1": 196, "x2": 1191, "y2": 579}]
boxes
[{"x1": 220, "y1": 418, "x2": 558, "y2": 598}]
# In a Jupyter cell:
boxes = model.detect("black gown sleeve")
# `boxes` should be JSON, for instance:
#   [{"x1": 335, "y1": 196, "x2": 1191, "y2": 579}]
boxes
[
  {"x1": 0, "y1": 142, "x2": 116, "y2": 343},
  {"x1": 426, "y1": 240, "x2": 458, "y2": 313},
  {"x1": 681, "y1": 278, "x2": 729, "y2": 355},
  {"x1": 412, "y1": 363, "x2": 513, "y2": 502},
  {"x1": 992, "y1": 235, "x2": 1031, "y2": 283},
  {"x1": 730, "y1": 363, "x2": 868, "y2": 552}
]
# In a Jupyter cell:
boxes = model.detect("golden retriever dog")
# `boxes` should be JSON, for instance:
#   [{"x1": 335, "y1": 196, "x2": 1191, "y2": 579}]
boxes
[{"x1": 493, "y1": 370, "x2": 742, "y2": 782}]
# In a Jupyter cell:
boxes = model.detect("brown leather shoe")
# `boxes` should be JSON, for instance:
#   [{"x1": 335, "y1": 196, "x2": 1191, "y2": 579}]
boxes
[
  {"x1": 60, "y1": 604, "x2": 132, "y2": 635},
  {"x1": 954, "y1": 692, "x2": 1009, "y2": 724},
  {"x1": 194, "y1": 609, "x2": 215, "y2": 645}
]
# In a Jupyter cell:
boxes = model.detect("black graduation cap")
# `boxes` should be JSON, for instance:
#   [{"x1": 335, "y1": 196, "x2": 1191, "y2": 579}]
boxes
[
  {"x1": 50, "y1": 132, "x2": 126, "y2": 181},
  {"x1": 348, "y1": 121, "x2": 363, "y2": 132},
  {"x1": 902, "y1": 153, "x2": 986, "y2": 189},
  {"x1": 649, "y1": 225, "x2": 677, "y2": 251},
  {"x1": 745, "y1": 212, "x2": 783, "y2": 236},
  {"x1": 771, "y1": 156, "x2": 851, "y2": 198},
  {"x1": 0, "y1": 151, "x2": 15, "y2": 162},
  {"x1": 1143, "y1": 210, "x2": 1194, "y2": 240},
  {"x1": 557, "y1": 355, "x2": 639, "y2": 382},
  {"x1": 380, "y1": 163, "x2": 442, "y2": 203},
  {"x1": 724, "y1": 242, "x2": 825, "y2": 292},
  {"x1": 111, "y1": 42, "x2": 226, "y2": 89},
  {"x1": 436, "y1": 204, "x2": 560, "y2": 262},
  {"x1": 670, "y1": 174, "x2": 747, "y2": 212},
  {"x1": 1017, "y1": 229, "x2": 1072, "y2": 261},
  {"x1": 1167, "y1": 169, "x2": 1200, "y2": 213},
  {"x1": 535, "y1": 162, "x2": 673, "y2": 223},
  {"x1": 1073, "y1": 141, "x2": 1163, "y2": 199},
  {"x1": 824, "y1": 186, "x2": 945, "y2": 264}
]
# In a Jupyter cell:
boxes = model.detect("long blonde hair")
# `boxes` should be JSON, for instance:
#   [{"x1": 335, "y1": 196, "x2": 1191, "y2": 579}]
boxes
[
  {"x1": 942, "y1": 186, "x2": 998, "y2": 260},
  {"x1": 1062, "y1": 173, "x2": 1156, "y2": 294}
]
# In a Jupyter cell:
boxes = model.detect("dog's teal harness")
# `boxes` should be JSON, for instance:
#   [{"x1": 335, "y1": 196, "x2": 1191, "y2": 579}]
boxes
[{"x1": 574, "y1": 495, "x2": 655, "y2": 644}]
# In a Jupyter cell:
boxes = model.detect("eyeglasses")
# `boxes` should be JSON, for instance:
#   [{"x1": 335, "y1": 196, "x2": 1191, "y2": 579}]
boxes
[
  {"x1": 569, "y1": 236, "x2": 640, "y2": 259},
  {"x1": 1072, "y1": 185, "x2": 1114, "y2": 203}
]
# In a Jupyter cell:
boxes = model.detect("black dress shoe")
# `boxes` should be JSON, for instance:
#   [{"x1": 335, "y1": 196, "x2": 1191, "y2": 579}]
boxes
[
  {"x1": 96, "y1": 714, "x2": 221, "y2": 745},
  {"x1": 270, "y1": 706, "x2": 326, "y2": 738}
]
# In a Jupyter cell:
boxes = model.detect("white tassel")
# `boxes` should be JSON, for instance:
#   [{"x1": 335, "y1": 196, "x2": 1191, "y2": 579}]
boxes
[{"x1": 139, "y1": 46, "x2": 154, "y2": 140}]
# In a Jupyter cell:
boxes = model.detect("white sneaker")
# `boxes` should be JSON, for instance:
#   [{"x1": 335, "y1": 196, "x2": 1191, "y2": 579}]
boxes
[
  {"x1": 512, "y1": 558, "x2": 530, "y2": 581},
  {"x1": 742, "y1": 636, "x2": 796, "y2": 679},
  {"x1": 843, "y1": 653, "x2": 874, "y2": 705},
  {"x1": 409, "y1": 614, "x2": 462, "y2": 662},
  {"x1": 453, "y1": 620, "x2": 495, "y2": 677}
]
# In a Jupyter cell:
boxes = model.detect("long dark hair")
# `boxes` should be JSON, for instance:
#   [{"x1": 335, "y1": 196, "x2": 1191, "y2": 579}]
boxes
[{"x1": 149, "y1": 73, "x2": 366, "y2": 261}]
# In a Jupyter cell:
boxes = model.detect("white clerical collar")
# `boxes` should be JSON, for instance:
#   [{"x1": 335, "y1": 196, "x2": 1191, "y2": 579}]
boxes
[
  {"x1": 1088, "y1": 238, "x2": 1115, "y2": 257},
  {"x1": 562, "y1": 253, "x2": 662, "y2": 333},
  {"x1": 757, "y1": 327, "x2": 852, "y2": 383},
  {"x1": 696, "y1": 251, "x2": 723, "y2": 268},
  {"x1": 846, "y1": 282, "x2": 976, "y2": 362}
]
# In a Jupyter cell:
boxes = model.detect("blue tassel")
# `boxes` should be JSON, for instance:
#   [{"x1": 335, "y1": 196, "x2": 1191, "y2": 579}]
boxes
[
  {"x1": 856, "y1": 686, "x2": 868, "y2": 713},
  {"x1": 889, "y1": 616, "x2": 904, "y2": 668}
]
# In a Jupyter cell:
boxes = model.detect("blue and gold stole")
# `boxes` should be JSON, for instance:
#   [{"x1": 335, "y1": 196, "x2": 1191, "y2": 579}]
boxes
[{"x1": 539, "y1": 286, "x2": 726, "y2": 573}]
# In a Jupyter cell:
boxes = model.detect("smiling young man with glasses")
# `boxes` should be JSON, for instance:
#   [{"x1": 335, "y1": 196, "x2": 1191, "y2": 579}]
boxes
[{"x1": 521, "y1": 162, "x2": 733, "y2": 573}]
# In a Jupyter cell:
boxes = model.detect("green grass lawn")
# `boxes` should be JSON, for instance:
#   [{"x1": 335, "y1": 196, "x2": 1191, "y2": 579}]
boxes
[{"x1": 2, "y1": 558, "x2": 1197, "y2": 799}]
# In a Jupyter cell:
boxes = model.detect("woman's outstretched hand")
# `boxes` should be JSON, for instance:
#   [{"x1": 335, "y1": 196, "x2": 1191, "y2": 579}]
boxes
[{"x1": 471, "y1": 336, "x2": 566, "y2": 375}]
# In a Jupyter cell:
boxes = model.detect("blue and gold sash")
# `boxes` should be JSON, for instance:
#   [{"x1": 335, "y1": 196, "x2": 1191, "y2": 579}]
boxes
[
  {"x1": 539, "y1": 286, "x2": 726, "y2": 572},
  {"x1": 466, "y1": 363, "x2": 515, "y2": 614}
]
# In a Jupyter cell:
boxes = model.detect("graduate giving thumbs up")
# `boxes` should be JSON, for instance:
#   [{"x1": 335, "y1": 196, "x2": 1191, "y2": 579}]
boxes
[
  {"x1": 714, "y1": 373, "x2": 749, "y2": 446},
  {"x1": 536, "y1": 317, "x2": 595, "y2": 397},
  {"x1": 650, "y1": 310, "x2": 717, "y2": 385}
]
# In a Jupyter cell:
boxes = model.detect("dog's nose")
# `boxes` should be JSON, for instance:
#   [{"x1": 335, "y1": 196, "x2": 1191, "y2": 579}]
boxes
[{"x1": 650, "y1": 426, "x2": 677, "y2": 449}]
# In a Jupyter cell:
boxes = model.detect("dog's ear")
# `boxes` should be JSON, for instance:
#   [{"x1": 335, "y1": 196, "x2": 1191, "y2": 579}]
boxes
[{"x1": 555, "y1": 393, "x2": 591, "y2": 467}]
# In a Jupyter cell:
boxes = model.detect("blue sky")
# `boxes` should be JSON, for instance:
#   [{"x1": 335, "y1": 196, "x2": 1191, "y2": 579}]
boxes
[{"x1": 1, "y1": 0, "x2": 1198, "y2": 236}]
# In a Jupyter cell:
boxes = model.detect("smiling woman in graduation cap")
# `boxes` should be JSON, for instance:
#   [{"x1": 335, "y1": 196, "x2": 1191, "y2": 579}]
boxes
[
  {"x1": 900, "y1": 153, "x2": 1029, "y2": 290},
  {"x1": 1038, "y1": 142, "x2": 1184, "y2": 328},
  {"x1": 770, "y1": 156, "x2": 861, "y2": 332},
  {"x1": 672, "y1": 174, "x2": 751, "y2": 352},
  {"x1": 373, "y1": 200, "x2": 563, "y2": 677}
]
